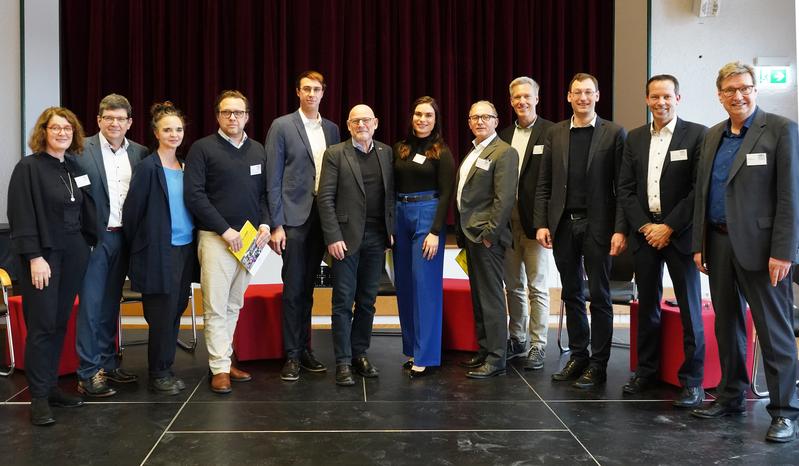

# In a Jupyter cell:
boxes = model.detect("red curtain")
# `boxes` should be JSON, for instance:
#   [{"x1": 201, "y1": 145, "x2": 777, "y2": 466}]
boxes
[{"x1": 61, "y1": 0, "x2": 614, "y2": 157}]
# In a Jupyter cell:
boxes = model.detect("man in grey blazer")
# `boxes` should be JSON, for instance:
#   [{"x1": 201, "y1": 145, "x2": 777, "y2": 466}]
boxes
[
  {"x1": 317, "y1": 104, "x2": 393, "y2": 387},
  {"x1": 456, "y1": 100, "x2": 518, "y2": 379},
  {"x1": 617, "y1": 74, "x2": 707, "y2": 407},
  {"x1": 266, "y1": 71, "x2": 340, "y2": 382},
  {"x1": 535, "y1": 73, "x2": 627, "y2": 389},
  {"x1": 691, "y1": 62, "x2": 799, "y2": 443},
  {"x1": 73, "y1": 94, "x2": 148, "y2": 397}
]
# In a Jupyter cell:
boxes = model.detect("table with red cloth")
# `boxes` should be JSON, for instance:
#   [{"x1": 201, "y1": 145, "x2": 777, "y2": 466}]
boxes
[
  {"x1": 630, "y1": 299, "x2": 754, "y2": 388},
  {"x1": 442, "y1": 278, "x2": 479, "y2": 352},
  {"x1": 232, "y1": 283, "x2": 285, "y2": 361}
]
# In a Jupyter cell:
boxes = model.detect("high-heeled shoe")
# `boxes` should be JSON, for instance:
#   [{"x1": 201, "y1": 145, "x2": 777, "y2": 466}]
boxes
[
  {"x1": 408, "y1": 366, "x2": 431, "y2": 379},
  {"x1": 402, "y1": 359, "x2": 414, "y2": 370}
]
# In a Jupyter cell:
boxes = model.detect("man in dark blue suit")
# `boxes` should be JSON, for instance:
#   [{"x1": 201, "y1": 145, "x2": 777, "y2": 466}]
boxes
[
  {"x1": 266, "y1": 71, "x2": 340, "y2": 382},
  {"x1": 617, "y1": 75, "x2": 707, "y2": 407},
  {"x1": 74, "y1": 94, "x2": 148, "y2": 397},
  {"x1": 691, "y1": 62, "x2": 799, "y2": 443}
]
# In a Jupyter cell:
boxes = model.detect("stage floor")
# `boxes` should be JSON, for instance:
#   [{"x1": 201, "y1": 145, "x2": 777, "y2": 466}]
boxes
[{"x1": 0, "y1": 328, "x2": 795, "y2": 465}]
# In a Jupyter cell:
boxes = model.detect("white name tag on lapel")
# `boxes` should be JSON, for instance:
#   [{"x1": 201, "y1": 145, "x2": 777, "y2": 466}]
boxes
[
  {"x1": 746, "y1": 153, "x2": 767, "y2": 166},
  {"x1": 74, "y1": 174, "x2": 91, "y2": 187},
  {"x1": 475, "y1": 158, "x2": 491, "y2": 171},
  {"x1": 412, "y1": 153, "x2": 426, "y2": 165},
  {"x1": 250, "y1": 164, "x2": 262, "y2": 175},
  {"x1": 669, "y1": 149, "x2": 688, "y2": 161},
  {"x1": 532, "y1": 145, "x2": 544, "y2": 155}
]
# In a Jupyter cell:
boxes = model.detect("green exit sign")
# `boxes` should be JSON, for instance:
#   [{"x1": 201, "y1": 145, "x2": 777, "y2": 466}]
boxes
[{"x1": 755, "y1": 66, "x2": 790, "y2": 87}]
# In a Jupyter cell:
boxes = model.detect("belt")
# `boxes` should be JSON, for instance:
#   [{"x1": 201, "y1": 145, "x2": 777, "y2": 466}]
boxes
[
  {"x1": 710, "y1": 223, "x2": 728, "y2": 235},
  {"x1": 567, "y1": 210, "x2": 587, "y2": 220},
  {"x1": 106, "y1": 227, "x2": 123, "y2": 232},
  {"x1": 397, "y1": 193, "x2": 438, "y2": 203},
  {"x1": 649, "y1": 212, "x2": 664, "y2": 223}
]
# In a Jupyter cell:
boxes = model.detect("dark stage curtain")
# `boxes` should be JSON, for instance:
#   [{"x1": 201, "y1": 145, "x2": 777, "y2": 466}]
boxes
[{"x1": 61, "y1": 0, "x2": 614, "y2": 160}]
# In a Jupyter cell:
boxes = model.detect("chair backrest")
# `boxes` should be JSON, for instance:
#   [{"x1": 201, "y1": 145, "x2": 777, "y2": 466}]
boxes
[{"x1": 609, "y1": 247, "x2": 635, "y2": 283}]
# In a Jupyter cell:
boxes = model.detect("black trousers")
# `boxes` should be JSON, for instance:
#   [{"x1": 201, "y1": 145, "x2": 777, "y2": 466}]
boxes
[
  {"x1": 633, "y1": 239, "x2": 704, "y2": 387},
  {"x1": 141, "y1": 244, "x2": 194, "y2": 378},
  {"x1": 464, "y1": 239, "x2": 507, "y2": 366},
  {"x1": 19, "y1": 233, "x2": 89, "y2": 398},
  {"x1": 281, "y1": 200, "x2": 326, "y2": 359},
  {"x1": 552, "y1": 217, "x2": 613, "y2": 368},
  {"x1": 706, "y1": 230, "x2": 799, "y2": 418}
]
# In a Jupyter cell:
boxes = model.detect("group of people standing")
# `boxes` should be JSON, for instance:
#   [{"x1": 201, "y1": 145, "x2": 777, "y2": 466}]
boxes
[{"x1": 7, "y1": 62, "x2": 799, "y2": 445}]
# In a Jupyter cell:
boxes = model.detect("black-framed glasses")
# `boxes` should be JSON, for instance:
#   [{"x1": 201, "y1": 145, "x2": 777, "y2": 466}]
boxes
[
  {"x1": 349, "y1": 117, "x2": 374, "y2": 126},
  {"x1": 468, "y1": 114, "x2": 497, "y2": 123},
  {"x1": 720, "y1": 85, "x2": 755, "y2": 98},
  {"x1": 219, "y1": 110, "x2": 248, "y2": 119}
]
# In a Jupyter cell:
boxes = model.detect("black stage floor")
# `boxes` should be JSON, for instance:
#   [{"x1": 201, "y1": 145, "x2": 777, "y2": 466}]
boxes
[{"x1": 1, "y1": 328, "x2": 796, "y2": 465}]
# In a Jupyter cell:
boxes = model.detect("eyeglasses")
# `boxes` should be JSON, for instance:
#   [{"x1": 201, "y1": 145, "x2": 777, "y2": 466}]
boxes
[
  {"x1": 47, "y1": 125, "x2": 74, "y2": 134},
  {"x1": 570, "y1": 90, "x2": 596, "y2": 97},
  {"x1": 468, "y1": 114, "x2": 497, "y2": 123},
  {"x1": 100, "y1": 116, "x2": 130, "y2": 124},
  {"x1": 720, "y1": 85, "x2": 755, "y2": 98},
  {"x1": 349, "y1": 117, "x2": 374, "y2": 126},
  {"x1": 300, "y1": 86, "x2": 323, "y2": 94},
  {"x1": 219, "y1": 110, "x2": 248, "y2": 119}
]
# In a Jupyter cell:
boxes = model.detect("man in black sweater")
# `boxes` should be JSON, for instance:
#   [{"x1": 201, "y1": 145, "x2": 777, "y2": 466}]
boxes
[{"x1": 184, "y1": 90, "x2": 271, "y2": 394}]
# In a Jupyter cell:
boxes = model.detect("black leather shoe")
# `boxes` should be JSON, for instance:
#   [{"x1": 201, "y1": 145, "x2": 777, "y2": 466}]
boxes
[
  {"x1": 691, "y1": 400, "x2": 746, "y2": 419},
  {"x1": 77, "y1": 369, "x2": 117, "y2": 398},
  {"x1": 551, "y1": 359, "x2": 588, "y2": 381},
  {"x1": 149, "y1": 376, "x2": 181, "y2": 396},
  {"x1": 466, "y1": 362, "x2": 506, "y2": 379},
  {"x1": 459, "y1": 354, "x2": 486, "y2": 369},
  {"x1": 572, "y1": 366, "x2": 607, "y2": 389},
  {"x1": 507, "y1": 338, "x2": 528, "y2": 360},
  {"x1": 622, "y1": 375, "x2": 655, "y2": 395},
  {"x1": 281, "y1": 359, "x2": 300, "y2": 382},
  {"x1": 48, "y1": 389, "x2": 84, "y2": 408},
  {"x1": 300, "y1": 349, "x2": 327, "y2": 372},
  {"x1": 30, "y1": 398, "x2": 55, "y2": 426},
  {"x1": 402, "y1": 360, "x2": 414, "y2": 370},
  {"x1": 673, "y1": 386, "x2": 705, "y2": 408},
  {"x1": 352, "y1": 356, "x2": 379, "y2": 378},
  {"x1": 335, "y1": 364, "x2": 355, "y2": 386},
  {"x1": 766, "y1": 417, "x2": 798, "y2": 443},
  {"x1": 105, "y1": 368, "x2": 138, "y2": 384}
]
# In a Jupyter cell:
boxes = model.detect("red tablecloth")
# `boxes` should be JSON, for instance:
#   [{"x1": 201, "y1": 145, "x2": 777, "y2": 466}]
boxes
[
  {"x1": 442, "y1": 279, "x2": 479, "y2": 351},
  {"x1": 630, "y1": 299, "x2": 754, "y2": 388},
  {"x1": 232, "y1": 284, "x2": 284, "y2": 361},
  {"x1": 5, "y1": 295, "x2": 81, "y2": 375}
]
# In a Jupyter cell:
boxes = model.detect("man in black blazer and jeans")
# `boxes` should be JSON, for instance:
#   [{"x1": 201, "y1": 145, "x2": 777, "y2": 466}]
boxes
[
  {"x1": 617, "y1": 75, "x2": 707, "y2": 406},
  {"x1": 535, "y1": 73, "x2": 627, "y2": 389}
]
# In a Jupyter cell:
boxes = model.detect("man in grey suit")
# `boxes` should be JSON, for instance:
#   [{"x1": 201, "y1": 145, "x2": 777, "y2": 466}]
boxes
[
  {"x1": 535, "y1": 73, "x2": 627, "y2": 389},
  {"x1": 74, "y1": 94, "x2": 148, "y2": 397},
  {"x1": 266, "y1": 71, "x2": 340, "y2": 382},
  {"x1": 691, "y1": 61, "x2": 799, "y2": 443},
  {"x1": 498, "y1": 76, "x2": 554, "y2": 370},
  {"x1": 317, "y1": 104, "x2": 393, "y2": 387},
  {"x1": 617, "y1": 74, "x2": 707, "y2": 406},
  {"x1": 456, "y1": 100, "x2": 518, "y2": 379}
]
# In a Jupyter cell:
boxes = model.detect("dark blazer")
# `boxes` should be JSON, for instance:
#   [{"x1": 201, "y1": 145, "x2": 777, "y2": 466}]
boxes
[
  {"x1": 122, "y1": 153, "x2": 194, "y2": 294},
  {"x1": 265, "y1": 111, "x2": 340, "y2": 227},
  {"x1": 618, "y1": 118, "x2": 707, "y2": 254},
  {"x1": 455, "y1": 135, "x2": 519, "y2": 249},
  {"x1": 73, "y1": 133, "x2": 148, "y2": 235},
  {"x1": 534, "y1": 116, "x2": 628, "y2": 246},
  {"x1": 317, "y1": 139, "x2": 394, "y2": 256},
  {"x1": 692, "y1": 108, "x2": 799, "y2": 270},
  {"x1": 498, "y1": 117, "x2": 554, "y2": 239}
]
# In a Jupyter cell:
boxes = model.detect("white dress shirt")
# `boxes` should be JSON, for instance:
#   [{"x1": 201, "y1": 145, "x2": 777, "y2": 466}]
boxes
[
  {"x1": 457, "y1": 132, "x2": 497, "y2": 210},
  {"x1": 646, "y1": 117, "x2": 677, "y2": 213},
  {"x1": 299, "y1": 110, "x2": 328, "y2": 193},
  {"x1": 99, "y1": 133, "x2": 132, "y2": 228}
]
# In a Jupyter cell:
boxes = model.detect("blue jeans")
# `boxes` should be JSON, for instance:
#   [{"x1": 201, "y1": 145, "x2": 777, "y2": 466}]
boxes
[{"x1": 330, "y1": 223, "x2": 387, "y2": 365}]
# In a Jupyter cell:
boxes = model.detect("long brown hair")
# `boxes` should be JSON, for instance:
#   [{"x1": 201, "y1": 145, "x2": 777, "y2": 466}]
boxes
[{"x1": 397, "y1": 96, "x2": 445, "y2": 160}]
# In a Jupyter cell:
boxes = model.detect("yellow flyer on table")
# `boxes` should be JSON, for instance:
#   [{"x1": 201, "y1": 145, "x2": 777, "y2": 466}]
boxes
[
  {"x1": 455, "y1": 248, "x2": 468, "y2": 275},
  {"x1": 229, "y1": 220, "x2": 270, "y2": 275}
]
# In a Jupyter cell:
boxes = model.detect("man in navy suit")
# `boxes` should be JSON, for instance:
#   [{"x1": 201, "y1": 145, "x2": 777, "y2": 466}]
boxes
[
  {"x1": 691, "y1": 62, "x2": 799, "y2": 443},
  {"x1": 617, "y1": 75, "x2": 707, "y2": 406},
  {"x1": 74, "y1": 94, "x2": 148, "y2": 397},
  {"x1": 266, "y1": 71, "x2": 340, "y2": 382},
  {"x1": 534, "y1": 73, "x2": 627, "y2": 389}
]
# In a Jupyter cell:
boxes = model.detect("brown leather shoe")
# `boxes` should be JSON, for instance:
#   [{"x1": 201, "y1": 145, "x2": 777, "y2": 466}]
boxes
[
  {"x1": 229, "y1": 366, "x2": 252, "y2": 382},
  {"x1": 210, "y1": 373, "x2": 232, "y2": 394}
]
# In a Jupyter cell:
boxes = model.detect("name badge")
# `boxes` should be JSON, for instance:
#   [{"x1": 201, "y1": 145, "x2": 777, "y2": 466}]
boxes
[
  {"x1": 74, "y1": 174, "x2": 91, "y2": 187},
  {"x1": 670, "y1": 149, "x2": 688, "y2": 161},
  {"x1": 475, "y1": 158, "x2": 491, "y2": 171},
  {"x1": 250, "y1": 164, "x2": 262, "y2": 175},
  {"x1": 746, "y1": 153, "x2": 767, "y2": 166},
  {"x1": 532, "y1": 144, "x2": 544, "y2": 155},
  {"x1": 412, "y1": 153, "x2": 426, "y2": 165}
]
